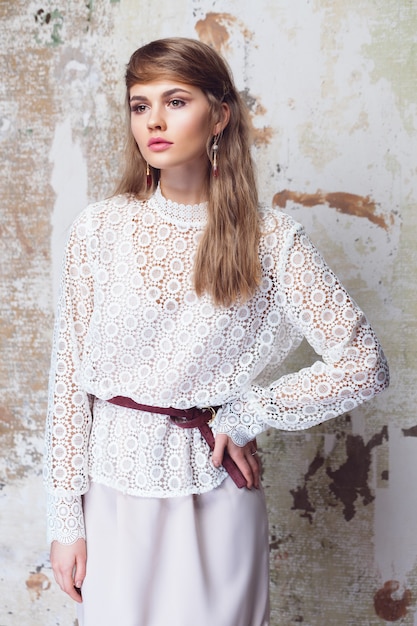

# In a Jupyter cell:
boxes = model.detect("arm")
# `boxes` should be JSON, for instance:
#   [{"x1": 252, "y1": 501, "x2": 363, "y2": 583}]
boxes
[
  {"x1": 44, "y1": 213, "x2": 94, "y2": 551},
  {"x1": 216, "y1": 221, "x2": 389, "y2": 446}
]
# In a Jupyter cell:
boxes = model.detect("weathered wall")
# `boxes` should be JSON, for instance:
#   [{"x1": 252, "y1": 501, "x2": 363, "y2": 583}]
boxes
[{"x1": 0, "y1": 1, "x2": 415, "y2": 624}]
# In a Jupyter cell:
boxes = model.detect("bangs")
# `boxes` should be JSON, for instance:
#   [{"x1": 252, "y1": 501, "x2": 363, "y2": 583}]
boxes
[
  {"x1": 125, "y1": 39, "x2": 228, "y2": 101},
  {"x1": 127, "y1": 64, "x2": 189, "y2": 88}
]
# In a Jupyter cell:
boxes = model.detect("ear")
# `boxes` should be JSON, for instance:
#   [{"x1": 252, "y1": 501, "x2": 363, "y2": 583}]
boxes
[{"x1": 213, "y1": 102, "x2": 230, "y2": 135}]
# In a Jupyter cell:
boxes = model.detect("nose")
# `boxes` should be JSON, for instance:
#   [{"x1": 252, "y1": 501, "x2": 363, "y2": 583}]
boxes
[{"x1": 147, "y1": 105, "x2": 167, "y2": 131}]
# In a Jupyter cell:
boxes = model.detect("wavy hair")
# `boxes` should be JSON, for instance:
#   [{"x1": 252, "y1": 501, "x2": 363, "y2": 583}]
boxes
[{"x1": 115, "y1": 37, "x2": 261, "y2": 306}]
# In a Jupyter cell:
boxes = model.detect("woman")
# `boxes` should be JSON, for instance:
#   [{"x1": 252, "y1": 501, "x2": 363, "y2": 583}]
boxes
[{"x1": 44, "y1": 38, "x2": 389, "y2": 626}]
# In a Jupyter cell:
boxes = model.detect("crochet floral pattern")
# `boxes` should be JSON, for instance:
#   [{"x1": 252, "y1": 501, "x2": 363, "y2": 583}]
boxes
[{"x1": 44, "y1": 187, "x2": 388, "y2": 543}]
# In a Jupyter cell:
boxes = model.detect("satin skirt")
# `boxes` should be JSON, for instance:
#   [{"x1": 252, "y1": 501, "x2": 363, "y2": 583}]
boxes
[{"x1": 77, "y1": 478, "x2": 270, "y2": 626}]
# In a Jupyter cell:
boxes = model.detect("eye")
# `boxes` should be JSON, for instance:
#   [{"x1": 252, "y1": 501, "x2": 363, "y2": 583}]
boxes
[
  {"x1": 130, "y1": 103, "x2": 148, "y2": 114},
  {"x1": 169, "y1": 98, "x2": 185, "y2": 108}
]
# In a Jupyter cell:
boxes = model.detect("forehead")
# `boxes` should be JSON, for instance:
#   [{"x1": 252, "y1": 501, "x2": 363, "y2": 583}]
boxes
[{"x1": 129, "y1": 80, "x2": 205, "y2": 99}]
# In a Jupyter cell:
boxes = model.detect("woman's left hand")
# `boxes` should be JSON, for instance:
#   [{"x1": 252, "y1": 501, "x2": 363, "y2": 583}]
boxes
[{"x1": 212, "y1": 434, "x2": 260, "y2": 489}]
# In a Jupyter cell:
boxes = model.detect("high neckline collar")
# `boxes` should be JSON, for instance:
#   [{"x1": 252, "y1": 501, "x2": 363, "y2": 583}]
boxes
[{"x1": 148, "y1": 185, "x2": 208, "y2": 228}]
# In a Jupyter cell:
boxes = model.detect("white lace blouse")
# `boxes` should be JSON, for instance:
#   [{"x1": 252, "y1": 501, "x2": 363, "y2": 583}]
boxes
[{"x1": 44, "y1": 187, "x2": 389, "y2": 544}]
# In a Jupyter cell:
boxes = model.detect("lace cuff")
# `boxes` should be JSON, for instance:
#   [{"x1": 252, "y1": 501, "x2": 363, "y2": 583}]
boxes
[
  {"x1": 215, "y1": 389, "x2": 267, "y2": 446},
  {"x1": 46, "y1": 493, "x2": 86, "y2": 545}
]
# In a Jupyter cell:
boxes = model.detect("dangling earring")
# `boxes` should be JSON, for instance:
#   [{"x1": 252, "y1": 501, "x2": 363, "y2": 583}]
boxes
[
  {"x1": 146, "y1": 162, "x2": 152, "y2": 189},
  {"x1": 212, "y1": 135, "x2": 219, "y2": 178}
]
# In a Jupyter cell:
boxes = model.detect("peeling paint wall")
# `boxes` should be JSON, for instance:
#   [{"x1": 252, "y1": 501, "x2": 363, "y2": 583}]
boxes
[{"x1": 0, "y1": 1, "x2": 415, "y2": 624}]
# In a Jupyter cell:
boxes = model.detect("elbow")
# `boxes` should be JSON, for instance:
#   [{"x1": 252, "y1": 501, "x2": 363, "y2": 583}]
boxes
[
  {"x1": 352, "y1": 344, "x2": 389, "y2": 404},
  {"x1": 380, "y1": 348, "x2": 390, "y2": 389},
  {"x1": 355, "y1": 315, "x2": 390, "y2": 397},
  {"x1": 372, "y1": 346, "x2": 390, "y2": 395}
]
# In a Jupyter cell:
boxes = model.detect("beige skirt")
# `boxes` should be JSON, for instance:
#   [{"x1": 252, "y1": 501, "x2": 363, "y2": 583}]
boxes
[{"x1": 77, "y1": 478, "x2": 270, "y2": 626}]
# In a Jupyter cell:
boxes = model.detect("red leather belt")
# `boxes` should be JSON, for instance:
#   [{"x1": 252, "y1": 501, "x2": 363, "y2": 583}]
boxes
[{"x1": 107, "y1": 396, "x2": 246, "y2": 488}]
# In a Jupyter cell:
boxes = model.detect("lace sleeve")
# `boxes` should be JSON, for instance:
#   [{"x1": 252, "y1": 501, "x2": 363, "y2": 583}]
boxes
[
  {"x1": 43, "y1": 213, "x2": 94, "y2": 501},
  {"x1": 46, "y1": 493, "x2": 86, "y2": 545},
  {"x1": 216, "y1": 222, "x2": 389, "y2": 446}
]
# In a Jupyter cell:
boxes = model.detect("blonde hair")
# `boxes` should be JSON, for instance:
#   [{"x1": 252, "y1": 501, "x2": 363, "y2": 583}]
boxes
[{"x1": 115, "y1": 37, "x2": 261, "y2": 306}]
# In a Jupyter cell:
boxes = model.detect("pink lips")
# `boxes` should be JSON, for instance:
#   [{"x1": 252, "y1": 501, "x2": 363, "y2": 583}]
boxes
[{"x1": 147, "y1": 137, "x2": 173, "y2": 151}]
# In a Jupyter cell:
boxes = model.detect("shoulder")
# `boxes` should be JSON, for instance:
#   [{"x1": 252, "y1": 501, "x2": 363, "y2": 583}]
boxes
[
  {"x1": 257, "y1": 206, "x2": 320, "y2": 273},
  {"x1": 69, "y1": 194, "x2": 141, "y2": 239},
  {"x1": 259, "y1": 205, "x2": 304, "y2": 243},
  {"x1": 76, "y1": 193, "x2": 139, "y2": 223}
]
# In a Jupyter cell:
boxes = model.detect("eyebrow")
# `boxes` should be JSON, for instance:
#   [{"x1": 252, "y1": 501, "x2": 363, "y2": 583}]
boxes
[{"x1": 130, "y1": 88, "x2": 193, "y2": 102}]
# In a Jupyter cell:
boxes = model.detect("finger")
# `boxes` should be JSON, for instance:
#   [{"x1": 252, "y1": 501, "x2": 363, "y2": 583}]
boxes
[
  {"x1": 66, "y1": 583, "x2": 83, "y2": 603},
  {"x1": 212, "y1": 433, "x2": 228, "y2": 467},
  {"x1": 53, "y1": 566, "x2": 83, "y2": 603},
  {"x1": 225, "y1": 447, "x2": 255, "y2": 489},
  {"x1": 238, "y1": 455, "x2": 255, "y2": 490},
  {"x1": 233, "y1": 439, "x2": 259, "y2": 489},
  {"x1": 245, "y1": 451, "x2": 261, "y2": 489},
  {"x1": 74, "y1": 552, "x2": 87, "y2": 590},
  {"x1": 66, "y1": 579, "x2": 84, "y2": 603}
]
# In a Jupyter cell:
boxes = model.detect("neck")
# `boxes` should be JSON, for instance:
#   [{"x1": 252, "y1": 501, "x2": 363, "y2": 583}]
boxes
[{"x1": 159, "y1": 164, "x2": 209, "y2": 205}]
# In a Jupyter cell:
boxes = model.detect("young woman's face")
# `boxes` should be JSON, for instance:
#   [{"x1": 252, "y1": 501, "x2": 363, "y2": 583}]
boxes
[{"x1": 129, "y1": 80, "x2": 214, "y2": 176}]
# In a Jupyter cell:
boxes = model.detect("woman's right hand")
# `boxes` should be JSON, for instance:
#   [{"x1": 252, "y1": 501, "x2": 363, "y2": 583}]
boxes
[{"x1": 50, "y1": 538, "x2": 86, "y2": 603}]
